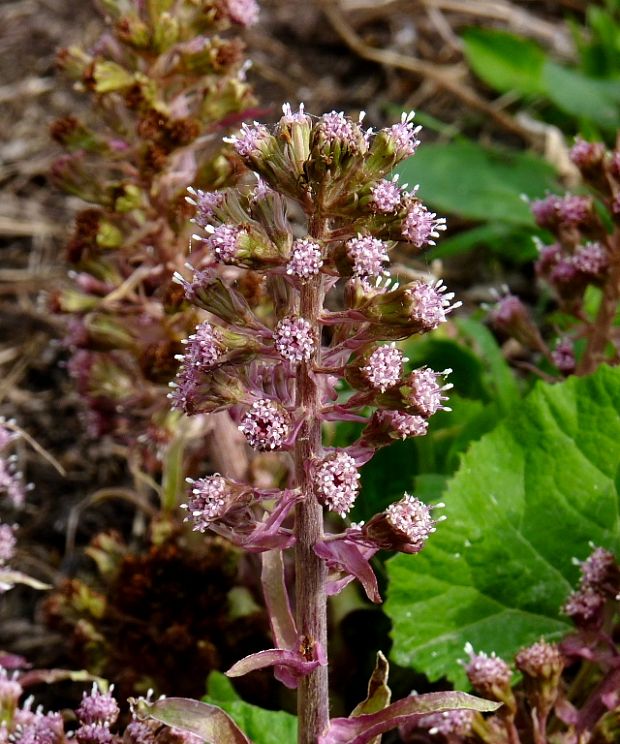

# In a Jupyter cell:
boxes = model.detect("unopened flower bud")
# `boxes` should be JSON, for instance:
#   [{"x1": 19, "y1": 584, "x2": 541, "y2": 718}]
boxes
[
  {"x1": 363, "y1": 493, "x2": 437, "y2": 553},
  {"x1": 515, "y1": 640, "x2": 563, "y2": 718},
  {"x1": 564, "y1": 585, "x2": 606, "y2": 626},
  {"x1": 552, "y1": 337, "x2": 576, "y2": 374},
  {"x1": 174, "y1": 268, "x2": 265, "y2": 331},
  {"x1": 360, "y1": 410, "x2": 428, "y2": 450},
  {"x1": 464, "y1": 643, "x2": 514, "y2": 707},
  {"x1": 169, "y1": 365, "x2": 247, "y2": 416},
  {"x1": 0, "y1": 666, "x2": 22, "y2": 718},
  {"x1": 570, "y1": 138, "x2": 605, "y2": 173},
  {"x1": 277, "y1": 103, "x2": 313, "y2": 173},
  {"x1": 488, "y1": 294, "x2": 546, "y2": 352}
]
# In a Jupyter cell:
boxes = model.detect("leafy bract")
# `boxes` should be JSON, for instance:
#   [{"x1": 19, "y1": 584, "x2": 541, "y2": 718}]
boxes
[
  {"x1": 385, "y1": 366, "x2": 620, "y2": 688},
  {"x1": 461, "y1": 27, "x2": 546, "y2": 95},
  {"x1": 204, "y1": 672, "x2": 298, "y2": 744},
  {"x1": 395, "y1": 141, "x2": 556, "y2": 226}
]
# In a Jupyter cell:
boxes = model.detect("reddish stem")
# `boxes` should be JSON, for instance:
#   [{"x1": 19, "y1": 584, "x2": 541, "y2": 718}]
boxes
[{"x1": 294, "y1": 216, "x2": 329, "y2": 743}]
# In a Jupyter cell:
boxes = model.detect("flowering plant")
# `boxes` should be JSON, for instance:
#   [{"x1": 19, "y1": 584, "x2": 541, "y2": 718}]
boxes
[
  {"x1": 51, "y1": 0, "x2": 259, "y2": 495},
  {"x1": 488, "y1": 138, "x2": 620, "y2": 378},
  {"x1": 125, "y1": 106, "x2": 500, "y2": 743}
]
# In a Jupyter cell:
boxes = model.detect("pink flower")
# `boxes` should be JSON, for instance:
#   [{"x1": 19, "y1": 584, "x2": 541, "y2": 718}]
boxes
[
  {"x1": 181, "y1": 322, "x2": 223, "y2": 371},
  {"x1": 385, "y1": 494, "x2": 435, "y2": 551},
  {"x1": 239, "y1": 399, "x2": 290, "y2": 450},
  {"x1": 417, "y1": 709, "x2": 474, "y2": 737},
  {"x1": 223, "y1": 0, "x2": 259, "y2": 26},
  {"x1": 401, "y1": 202, "x2": 446, "y2": 247},
  {"x1": 318, "y1": 111, "x2": 362, "y2": 150},
  {"x1": 273, "y1": 316, "x2": 315, "y2": 363},
  {"x1": 572, "y1": 242, "x2": 608, "y2": 275},
  {"x1": 406, "y1": 279, "x2": 458, "y2": 331},
  {"x1": 286, "y1": 238, "x2": 323, "y2": 279},
  {"x1": 464, "y1": 643, "x2": 512, "y2": 695},
  {"x1": 406, "y1": 367, "x2": 452, "y2": 417},
  {"x1": 229, "y1": 122, "x2": 271, "y2": 158},
  {"x1": 382, "y1": 112, "x2": 421, "y2": 158},
  {"x1": 346, "y1": 235, "x2": 390, "y2": 277},
  {"x1": 0, "y1": 523, "x2": 16, "y2": 565},
  {"x1": 361, "y1": 344, "x2": 406, "y2": 392},
  {"x1": 206, "y1": 224, "x2": 243, "y2": 263},
  {"x1": 370, "y1": 179, "x2": 402, "y2": 213},
  {"x1": 183, "y1": 475, "x2": 234, "y2": 530},
  {"x1": 390, "y1": 412, "x2": 428, "y2": 439},
  {"x1": 77, "y1": 684, "x2": 119, "y2": 726},
  {"x1": 313, "y1": 452, "x2": 360, "y2": 517}
]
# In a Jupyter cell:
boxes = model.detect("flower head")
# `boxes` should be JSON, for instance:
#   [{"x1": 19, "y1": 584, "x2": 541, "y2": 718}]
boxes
[
  {"x1": 564, "y1": 585, "x2": 605, "y2": 624},
  {"x1": 223, "y1": 0, "x2": 259, "y2": 26},
  {"x1": 206, "y1": 224, "x2": 243, "y2": 263},
  {"x1": 346, "y1": 235, "x2": 390, "y2": 278},
  {"x1": 317, "y1": 111, "x2": 363, "y2": 151},
  {"x1": 77, "y1": 684, "x2": 119, "y2": 726},
  {"x1": 390, "y1": 412, "x2": 428, "y2": 439},
  {"x1": 405, "y1": 367, "x2": 452, "y2": 417},
  {"x1": 286, "y1": 239, "x2": 323, "y2": 279},
  {"x1": 370, "y1": 179, "x2": 402, "y2": 213},
  {"x1": 578, "y1": 546, "x2": 617, "y2": 588},
  {"x1": 402, "y1": 202, "x2": 446, "y2": 247},
  {"x1": 464, "y1": 643, "x2": 512, "y2": 698},
  {"x1": 382, "y1": 112, "x2": 421, "y2": 159},
  {"x1": 364, "y1": 493, "x2": 437, "y2": 553},
  {"x1": 361, "y1": 344, "x2": 406, "y2": 392},
  {"x1": 229, "y1": 122, "x2": 271, "y2": 159},
  {"x1": 187, "y1": 187, "x2": 225, "y2": 228},
  {"x1": 273, "y1": 316, "x2": 315, "y2": 363},
  {"x1": 572, "y1": 242, "x2": 608, "y2": 276},
  {"x1": 406, "y1": 280, "x2": 457, "y2": 331},
  {"x1": 570, "y1": 138, "x2": 605, "y2": 170},
  {"x1": 181, "y1": 322, "x2": 224, "y2": 371},
  {"x1": 239, "y1": 399, "x2": 290, "y2": 450},
  {"x1": 515, "y1": 639, "x2": 563, "y2": 680},
  {"x1": 183, "y1": 474, "x2": 241, "y2": 531},
  {"x1": 552, "y1": 338, "x2": 576, "y2": 374},
  {"x1": 313, "y1": 452, "x2": 360, "y2": 517}
]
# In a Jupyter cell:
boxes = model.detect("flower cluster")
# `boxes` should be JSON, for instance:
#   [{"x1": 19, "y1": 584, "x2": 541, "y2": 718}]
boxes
[
  {"x1": 51, "y1": 0, "x2": 258, "y2": 482},
  {"x1": 487, "y1": 138, "x2": 620, "y2": 377},
  {"x1": 399, "y1": 546, "x2": 620, "y2": 744},
  {"x1": 0, "y1": 673, "x2": 201, "y2": 744},
  {"x1": 166, "y1": 107, "x2": 458, "y2": 706}
]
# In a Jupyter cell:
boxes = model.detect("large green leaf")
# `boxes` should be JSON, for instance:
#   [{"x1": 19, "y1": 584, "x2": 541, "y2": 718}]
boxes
[
  {"x1": 385, "y1": 366, "x2": 620, "y2": 688},
  {"x1": 461, "y1": 27, "x2": 547, "y2": 95},
  {"x1": 395, "y1": 141, "x2": 556, "y2": 225},
  {"x1": 203, "y1": 672, "x2": 297, "y2": 744},
  {"x1": 542, "y1": 62, "x2": 620, "y2": 130}
]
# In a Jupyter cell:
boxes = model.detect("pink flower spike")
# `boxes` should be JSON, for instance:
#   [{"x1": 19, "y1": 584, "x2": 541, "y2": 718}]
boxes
[
  {"x1": 239, "y1": 399, "x2": 290, "y2": 451},
  {"x1": 273, "y1": 316, "x2": 315, "y2": 363},
  {"x1": 401, "y1": 202, "x2": 446, "y2": 247},
  {"x1": 313, "y1": 452, "x2": 360, "y2": 517},
  {"x1": 362, "y1": 344, "x2": 406, "y2": 392},
  {"x1": 346, "y1": 235, "x2": 390, "y2": 278},
  {"x1": 287, "y1": 238, "x2": 323, "y2": 279}
]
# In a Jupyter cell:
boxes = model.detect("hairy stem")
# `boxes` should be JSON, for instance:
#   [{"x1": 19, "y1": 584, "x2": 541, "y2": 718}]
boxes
[
  {"x1": 577, "y1": 231, "x2": 620, "y2": 375},
  {"x1": 294, "y1": 215, "x2": 329, "y2": 744}
]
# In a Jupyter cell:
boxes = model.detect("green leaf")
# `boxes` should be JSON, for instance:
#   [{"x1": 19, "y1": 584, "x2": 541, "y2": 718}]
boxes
[
  {"x1": 430, "y1": 223, "x2": 539, "y2": 262},
  {"x1": 204, "y1": 672, "x2": 298, "y2": 744},
  {"x1": 385, "y1": 366, "x2": 620, "y2": 688},
  {"x1": 395, "y1": 141, "x2": 556, "y2": 225},
  {"x1": 456, "y1": 317, "x2": 521, "y2": 415},
  {"x1": 542, "y1": 62, "x2": 620, "y2": 130},
  {"x1": 461, "y1": 27, "x2": 547, "y2": 95}
]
